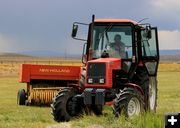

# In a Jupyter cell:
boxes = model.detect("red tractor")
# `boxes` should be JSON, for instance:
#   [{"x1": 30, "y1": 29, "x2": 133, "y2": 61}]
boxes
[{"x1": 51, "y1": 15, "x2": 159, "y2": 122}]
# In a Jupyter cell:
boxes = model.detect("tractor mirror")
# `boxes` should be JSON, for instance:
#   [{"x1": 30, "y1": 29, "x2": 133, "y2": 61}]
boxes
[
  {"x1": 82, "y1": 54, "x2": 87, "y2": 64},
  {"x1": 145, "y1": 26, "x2": 152, "y2": 39},
  {"x1": 82, "y1": 43, "x2": 87, "y2": 64},
  {"x1": 142, "y1": 28, "x2": 152, "y2": 39},
  {"x1": 71, "y1": 22, "x2": 88, "y2": 41},
  {"x1": 146, "y1": 29, "x2": 152, "y2": 39},
  {"x1": 71, "y1": 24, "x2": 78, "y2": 38}
]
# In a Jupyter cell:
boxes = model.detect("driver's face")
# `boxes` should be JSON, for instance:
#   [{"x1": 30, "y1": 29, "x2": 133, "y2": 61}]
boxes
[{"x1": 115, "y1": 37, "x2": 121, "y2": 42}]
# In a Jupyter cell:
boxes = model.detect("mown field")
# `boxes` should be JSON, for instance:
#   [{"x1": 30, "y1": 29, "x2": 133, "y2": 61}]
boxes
[{"x1": 0, "y1": 62, "x2": 180, "y2": 128}]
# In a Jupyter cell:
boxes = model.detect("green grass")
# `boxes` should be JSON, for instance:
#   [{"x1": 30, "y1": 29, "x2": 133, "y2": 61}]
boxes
[
  {"x1": 0, "y1": 77, "x2": 58, "y2": 128},
  {"x1": 71, "y1": 112, "x2": 163, "y2": 128},
  {"x1": 0, "y1": 71, "x2": 180, "y2": 128}
]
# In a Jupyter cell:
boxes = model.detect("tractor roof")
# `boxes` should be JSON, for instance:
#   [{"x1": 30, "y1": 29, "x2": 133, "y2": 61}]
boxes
[{"x1": 94, "y1": 19, "x2": 138, "y2": 25}]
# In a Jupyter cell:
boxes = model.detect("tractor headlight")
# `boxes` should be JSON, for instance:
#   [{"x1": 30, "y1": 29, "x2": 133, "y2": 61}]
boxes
[
  {"x1": 88, "y1": 78, "x2": 93, "y2": 84},
  {"x1": 99, "y1": 78, "x2": 105, "y2": 84}
]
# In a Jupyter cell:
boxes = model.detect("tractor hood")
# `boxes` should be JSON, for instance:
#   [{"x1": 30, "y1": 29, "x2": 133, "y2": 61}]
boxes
[
  {"x1": 88, "y1": 58, "x2": 121, "y2": 69},
  {"x1": 85, "y1": 58, "x2": 122, "y2": 89}
]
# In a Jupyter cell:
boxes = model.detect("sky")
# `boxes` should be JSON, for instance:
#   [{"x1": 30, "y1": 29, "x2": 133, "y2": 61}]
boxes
[{"x1": 0, "y1": 0, "x2": 180, "y2": 55}]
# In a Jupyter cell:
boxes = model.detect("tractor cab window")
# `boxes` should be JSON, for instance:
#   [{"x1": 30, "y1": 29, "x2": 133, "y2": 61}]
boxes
[
  {"x1": 141, "y1": 28, "x2": 159, "y2": 76},
  {"x1": 141, "y1": 28, "x2": 158, "y2": 57},
  {"x1": 92, "y1": 25, "x2": 133, "y2": 59}
]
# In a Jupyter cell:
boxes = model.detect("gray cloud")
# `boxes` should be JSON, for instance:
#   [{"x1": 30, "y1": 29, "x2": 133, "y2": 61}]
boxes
[{"x1": 0, "y1": 0, "x2": 180, "y2": 54}]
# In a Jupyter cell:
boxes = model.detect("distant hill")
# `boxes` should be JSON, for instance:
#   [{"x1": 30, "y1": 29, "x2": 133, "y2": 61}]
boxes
[
  {"x1": 0, "y1": 52, "x2": 37, "y2": 61},
  {"x1": 19, "y1": 51, "x2": 62, "y2": 57},
  {"x1": 160, "y1": 55, "x2": 180, "y2": 62},
  {"x1": 18, "y1": 50, "x2": 81, "y2": 58},
  {"x1": 18, "y1": 49, "x2": 180, "y2": 57},
  {"x1": 0, "y1": 49, "x2": 180, "y2": 62},
  {"x1": 0, "y1": 52, "x2": 33, "y2": 58},
  {"x1": 159, "y1": 50, "x2": 180, "y2": 62}
]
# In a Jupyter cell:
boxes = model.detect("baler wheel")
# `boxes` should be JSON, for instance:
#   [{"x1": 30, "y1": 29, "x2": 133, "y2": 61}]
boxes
[
  {"x1": 113, "y1": 87, "x2": 145, "y2": 118},
  {"x1": 51, "y1": 88, "x2": 82, "y2": 122},
  {"x1": 17, "y1": 89, "x2": 26, "y2": 105}
]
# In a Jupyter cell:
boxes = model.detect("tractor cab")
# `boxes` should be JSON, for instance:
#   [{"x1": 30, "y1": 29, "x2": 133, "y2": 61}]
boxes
[
  {"x1": 90, "y1": 19, "x2": 134, "y2": 60},
  {"x1": 72, "y1": 17, "x2": 159, "y2": 77}
]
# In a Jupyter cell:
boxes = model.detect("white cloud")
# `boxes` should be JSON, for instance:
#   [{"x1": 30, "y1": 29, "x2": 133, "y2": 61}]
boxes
[
  {"x1": 0, "y1": 34, "x2": 18, "y2": 52},
  {"x1": 151, "y1": 0, "x2": 180, "y2": 10},
  {"x1": 158, "y1": 30, "x2": 180, "y2": 49}
]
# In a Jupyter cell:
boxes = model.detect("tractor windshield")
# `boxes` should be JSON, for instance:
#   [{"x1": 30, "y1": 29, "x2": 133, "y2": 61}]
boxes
[{"x1": 92, "y1": 25, "x2": 133, "y2": 59}]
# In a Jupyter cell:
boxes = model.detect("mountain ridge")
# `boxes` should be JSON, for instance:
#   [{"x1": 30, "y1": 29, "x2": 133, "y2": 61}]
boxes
[{"x1": 18, "y1": 49, "x2": 180, "y2": 57}]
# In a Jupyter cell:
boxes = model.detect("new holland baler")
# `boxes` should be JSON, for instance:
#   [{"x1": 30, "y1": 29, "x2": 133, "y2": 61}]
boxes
[{"x1": 17, "y1": 64, "x2": 82, "y2": 105}]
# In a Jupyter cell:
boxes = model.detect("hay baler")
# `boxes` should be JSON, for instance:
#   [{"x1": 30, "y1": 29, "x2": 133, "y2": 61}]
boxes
[{"x1": 17, "y1": 64, "x2": 81, "y2": 105}]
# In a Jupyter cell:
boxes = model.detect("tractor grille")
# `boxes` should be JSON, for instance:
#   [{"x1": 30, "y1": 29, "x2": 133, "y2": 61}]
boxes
[
  {"x1": 87, "y1": 63, "x2": 106, "y2": 84},
  {"x1": 88, "y1": 63, "x2": 106, "y2": 77}
]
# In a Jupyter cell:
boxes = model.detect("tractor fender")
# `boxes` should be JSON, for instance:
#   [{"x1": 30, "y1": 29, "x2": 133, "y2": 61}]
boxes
[{"x1": 124, "y1": 83, "x2": 144, "y2": 96}]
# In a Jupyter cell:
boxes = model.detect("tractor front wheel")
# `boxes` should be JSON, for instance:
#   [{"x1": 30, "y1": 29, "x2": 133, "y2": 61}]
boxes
[
  {"x1": 51, "y1": 88, "x2": 82, "y2": 122},
  {"x1": 17, "y1": 89, "x2": 26, "y2": 105},
  {"x1": 113, "y1": 87, "x2": 145, "y2": 118}
]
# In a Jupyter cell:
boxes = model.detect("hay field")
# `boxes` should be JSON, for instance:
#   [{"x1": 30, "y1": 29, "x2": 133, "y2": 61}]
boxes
[
  {"x1": 0, "y1": 60, "x2": 180, "y2": 128},
  {"x1": 0, "y1": 57, "x2": 82, "y2": 76}
]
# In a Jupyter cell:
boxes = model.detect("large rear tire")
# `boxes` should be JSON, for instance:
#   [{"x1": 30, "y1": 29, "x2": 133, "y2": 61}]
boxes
[
  {"x1": 51, "y1": 88, "x2": 82, "y2": 122},
  {"x1": 17, "y1": 89, "x2": 26, "y2": 105},
  {"x1": 148, "y1": 77, "x2": 157, "y2": 112},
  {"x1": 133, "y1": 67, "x2": 150, "y2": 109},
  {"x1": 113, "y1": 88, "x2": 145, "y2": 118}
]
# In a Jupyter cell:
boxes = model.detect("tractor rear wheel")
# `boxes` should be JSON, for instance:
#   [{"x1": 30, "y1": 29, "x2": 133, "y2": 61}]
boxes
[
  {"x1": 51, "y1": 88, "x2": 82, "y2": 122},
  {"x1": 17, "y1": 89, "x2": 26, "y2": 105},
  {"x1": 113, "y1": 87, "x2": 145, "y2": 118},
  {"x1": 133, "y1": 67, "x2": 150, "y2": 110},
  {"x1": 148, "y1": 77, "x2": 157, "y2": 112}
]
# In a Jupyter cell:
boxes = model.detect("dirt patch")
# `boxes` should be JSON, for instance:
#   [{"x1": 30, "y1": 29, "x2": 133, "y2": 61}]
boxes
[
  {"x1": 47, "y1": 123, "x2": 71, "y2": 128},
  {"x1": 47, "y1": 124, "x2": 105, "y2": 128},
  {"x1": 87, "y1": 125, "x2": 104, "y2": 128}
]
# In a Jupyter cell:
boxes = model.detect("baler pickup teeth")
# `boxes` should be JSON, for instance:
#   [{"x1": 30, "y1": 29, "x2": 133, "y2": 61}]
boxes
[{"x1": 50, "y1": 104, "x2": 55, "y2": 111}]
